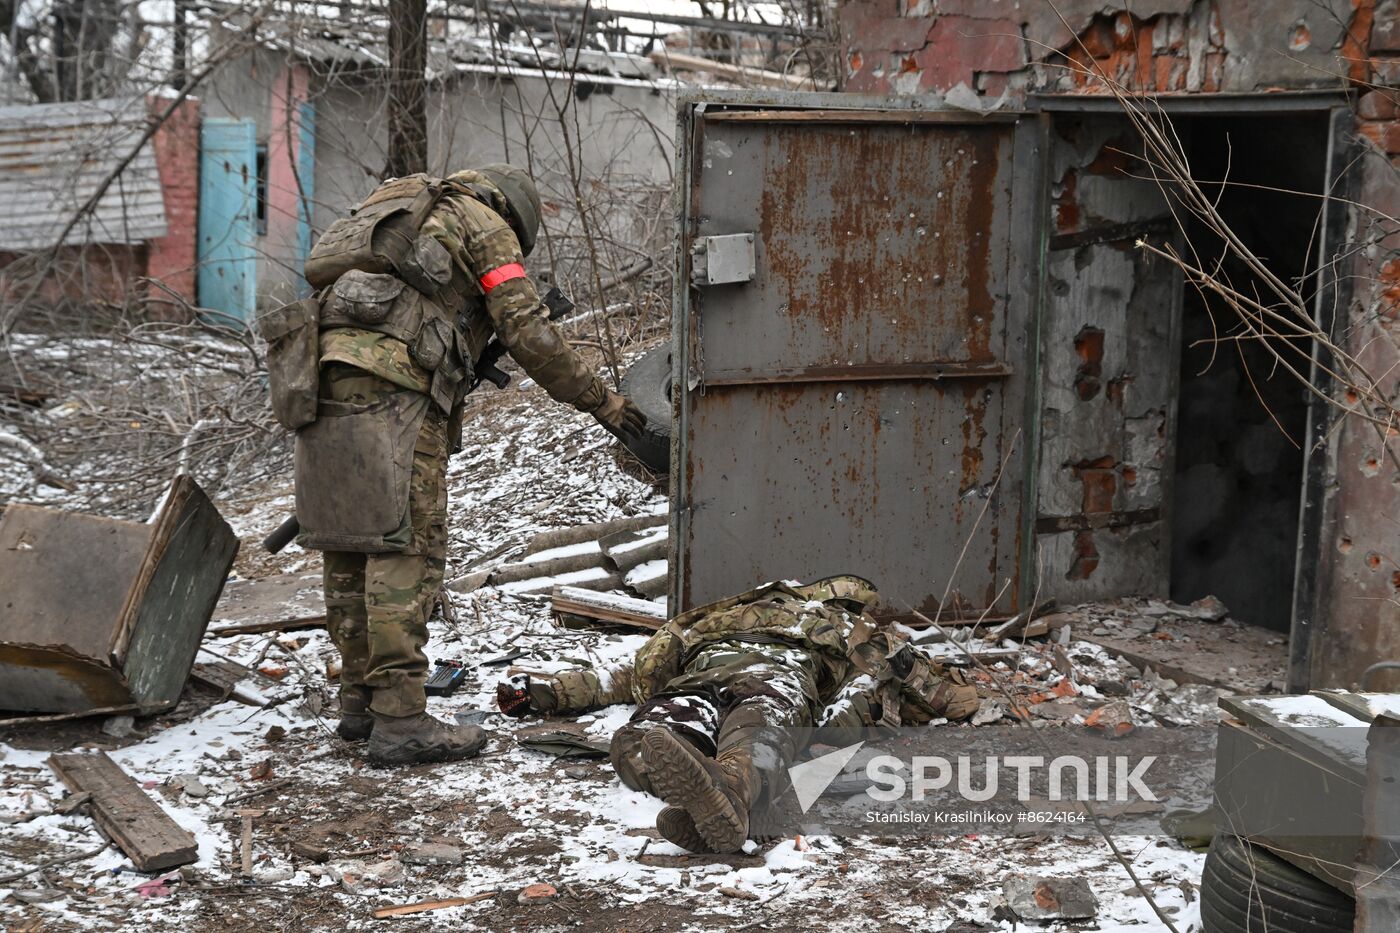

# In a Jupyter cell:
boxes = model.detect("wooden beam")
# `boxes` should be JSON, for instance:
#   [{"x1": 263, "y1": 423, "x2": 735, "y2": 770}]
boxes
[
  {"x1": 207, "y1": 615, "x2": 326, "y2": 638},
  {"x1": 552, "y1": 585, "x2": 667, "y2": 632},
  {"x1": 47, "y1": 752, "x2": 197, "y2": 872}
]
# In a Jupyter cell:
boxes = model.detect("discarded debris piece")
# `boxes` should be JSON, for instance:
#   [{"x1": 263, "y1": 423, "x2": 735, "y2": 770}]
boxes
[
  {"x1": 336, "y1": 858, "x2": 406, "y2": 894},
  {"x1": 516, "y1": 724, "x2": 612, "y2": 759},
  {"x1": 522, "y1": 513, "x2": 665, "y2": 557},
  {"x1": 598, "y1": 526, "x2": 667, "y2": 574},
  {"x1": 479, "y1": 648, "x2": 527, "y2": 667},
  {"x1": 719, "y1": 885, "x2": 761, "y2": 901},
  {"x1": 207, "y1": 615, "x2": 327, "y2": 638},
  {"x1": 174, "y1": 774, "x2": 210, "y2": 799},
  {"x1": 552, "y1": 586, "x2": 667, "y2": 632},
  {"x1": 135, "y1": 873, "x2": 178, "y2": 899},
  {"x1": 102, "y1": 715, "x2": 137, "y2": 738},
  {"x1": 401, "y1": 842, "x2": 464, "y2": 866},
  {"x1": 424, "y1": 660, "x2": 469, "y2": 696},
  {"x1": 518, "y1": 882, "x2": 558, "y2": 903},
  {"x1": 239, "y1": 809, "x2": 262, "y2": 876},
  {"x1": 1002, "y1": 875, "x2": 1098, "y2": 920},
  {"x1": 0, "y1": 476, "x2": 239, "y2": 715},
  {"x1": 1084, "y1": 700, "x2": 1136, "y2": 738},
  {"x1": 291, "y1": 839, "x2": 330, "y2": 863},
  {"x1": 47, "y1": 752, "x2": 198, "y2": 872},
  {"x1": 371, "y1": 892, "x2": 497, "y2": 919}
]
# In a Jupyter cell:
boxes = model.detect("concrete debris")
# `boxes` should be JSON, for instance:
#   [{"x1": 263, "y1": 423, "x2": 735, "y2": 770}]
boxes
[
  {"x1": 101, "y1": 715, "x2": 136, "y2": 738},
  {"x1": 173, "y1": 774, "x2": 210, "y2": 798},
  {"x1": 1002, "y1": 875, "x2": 1099, "y2": 921},
  {"x1": 401, "y1": 842, "x2": 465, "y2": 866},
  {"x1": 334, "y1": 858, "x2": 406, "y2": 894}
]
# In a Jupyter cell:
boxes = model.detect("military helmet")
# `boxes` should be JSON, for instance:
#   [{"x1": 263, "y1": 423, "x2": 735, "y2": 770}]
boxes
[
  {"x1": 475, "y1": 163, "x2": 542, "y2": 257},
  {"x1": 793, "y1": 575, "x2": 880, "y2": 613}
]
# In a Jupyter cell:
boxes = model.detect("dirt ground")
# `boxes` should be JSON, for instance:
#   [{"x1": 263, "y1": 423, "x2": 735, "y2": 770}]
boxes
[{"x1": 0, "y1": 380, "x2": 1270, "y2": 932}]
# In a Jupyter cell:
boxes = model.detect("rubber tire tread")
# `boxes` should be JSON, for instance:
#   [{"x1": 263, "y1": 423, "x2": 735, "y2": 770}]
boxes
[
  {"x1": 1200, "y1": 833, "x2": 1353, "y2": 933},
  {"x1": 619, "y1": 344, "x2": 671, "y2": 473}
]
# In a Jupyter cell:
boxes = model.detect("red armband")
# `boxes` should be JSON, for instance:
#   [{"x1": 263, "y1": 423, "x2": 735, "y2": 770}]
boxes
[{"x1": 479, "y1": 262, "x2": 527, "y2": 293}]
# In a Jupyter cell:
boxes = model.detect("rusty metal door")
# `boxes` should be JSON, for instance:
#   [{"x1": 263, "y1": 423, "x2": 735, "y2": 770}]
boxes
[{"x1": 670, "y1": 94, "x2": 1042, "y2": 620}]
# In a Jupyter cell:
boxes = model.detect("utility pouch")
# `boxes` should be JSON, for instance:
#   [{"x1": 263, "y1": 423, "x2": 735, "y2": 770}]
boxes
[
  {"x1": 411, "y1": 316, "x2": 452, "y2": 372},
  {"x1": 255, "y1": 296, "x2": 321, "y2": 430},
  {"x1": 333, "y1": 271, "x2": 405, "y2": 324},
  {"x1": 398, "y1": 234, "x2": 453, "y2": 295},
  {"x1": 293, "y1": 391, "x2": 431, "y2": 553}
]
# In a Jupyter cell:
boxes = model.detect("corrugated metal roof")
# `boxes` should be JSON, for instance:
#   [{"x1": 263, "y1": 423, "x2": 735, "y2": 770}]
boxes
[{"x1": 0, "y1": 97, "x2": 167, "y2": 251}]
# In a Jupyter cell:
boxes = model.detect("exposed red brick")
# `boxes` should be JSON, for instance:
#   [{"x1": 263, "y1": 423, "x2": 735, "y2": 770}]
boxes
[
  {"x1": 1344, "y1": 0, "x2": 1379, "y2": 84},
  {"x1": 1374, "y1": 0, "x2": 1400, "y2": 52},
  {"x1": 1067, "y1": 531, "x2": 1100, "y2": 581},
  {"x1": 146, "y1": 94, "x2": 201, "y2": 319},
  {"x1": 1074, "y1": 325, "x2": 1105, "y2": 401},
  {"x1": 1360, "y1": 89, "x2": 1400, "y2": 119},
  {"x1": 1361, "y1": 119, "x2": 1400, "y2": 153}
]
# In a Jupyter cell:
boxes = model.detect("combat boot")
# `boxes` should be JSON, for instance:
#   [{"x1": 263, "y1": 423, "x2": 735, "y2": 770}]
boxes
[
  {"x1": 367, "y1": 712, "x2": 487, "y2": 765},
  {"x1": 655, "y1": 806, "x2": 715, "y2": 853},
  {"x1": 337, "y1": 687, "x2": 373, "y2": 742},
  {"x1": 641, "y1": 729, "x2": 755, "y2": 853}
]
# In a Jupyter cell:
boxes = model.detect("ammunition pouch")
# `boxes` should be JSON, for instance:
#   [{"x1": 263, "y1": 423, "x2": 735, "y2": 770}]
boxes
[
  {"x1": 293, "y1": 390, "x2": 431, "y2": 553},
  {"x1": 255, "y1": 296, "x2": 321, "y2": 430}
]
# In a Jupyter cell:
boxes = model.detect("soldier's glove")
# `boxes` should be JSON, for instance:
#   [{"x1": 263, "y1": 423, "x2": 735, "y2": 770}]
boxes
[
  {"x1": 592, "y1": 390, "x2": 647, "y2": 444},
  {"x1": 496, "y1": 674, "x2": 535, "y2": 718}
]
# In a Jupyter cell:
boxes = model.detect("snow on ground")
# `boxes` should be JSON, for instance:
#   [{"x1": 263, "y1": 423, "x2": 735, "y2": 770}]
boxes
[{"x1": 0, "y1": 377, "x2": 1207, "y2": 932}]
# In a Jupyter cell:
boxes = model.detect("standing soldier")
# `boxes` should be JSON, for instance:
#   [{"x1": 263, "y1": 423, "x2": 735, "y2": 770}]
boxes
[{"x1": 259, "y1": 165, "x2": 644, "y2": 766}]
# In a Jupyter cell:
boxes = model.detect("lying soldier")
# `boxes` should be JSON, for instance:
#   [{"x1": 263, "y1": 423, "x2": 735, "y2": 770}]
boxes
[{"x1": 496, "y1": 575, "x2": 980, "y2": 853}]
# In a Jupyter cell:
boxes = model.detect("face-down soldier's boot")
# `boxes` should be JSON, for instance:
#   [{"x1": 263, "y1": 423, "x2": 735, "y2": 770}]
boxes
[
  {"x1": 336, "y1": 686, "x2": 374, "y2": 742},
  {"x1": 368, "y1": 711, "x2": 487, "y2": 765},
  {"x1": 641, "y1": 728, "x2": 758, "y2": 853}
]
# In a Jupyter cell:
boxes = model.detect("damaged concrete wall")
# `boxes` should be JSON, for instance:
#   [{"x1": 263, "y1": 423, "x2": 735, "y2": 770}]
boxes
[
  {"x1": 1309, "y1": 15, "x2": 1400, "y2": 688},
  {"x1": 1035, "y1": 115, "x2": 1181, "y2": 603},
  {"x1": 837, "y1": 0, "x2": 1360, "y2": 100}
]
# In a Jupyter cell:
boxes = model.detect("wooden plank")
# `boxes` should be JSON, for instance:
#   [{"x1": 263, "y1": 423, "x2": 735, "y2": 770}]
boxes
[
  {"x1": 372, "y1": 891, "x2": 497, "y2": 919},
  {"x1": 1312, "y1": 690, "x2": 1400, "y2": 723},
  {"x1": 552, "y1": 585, "x2": 666, "y2": 631},
  {"x1": 47, "y1": 751, "x2": 197, "y2": 872},
  {"x1": 208, "y1": 615, "x2": 326, "y2": 638},
  {"x1": 111, "y1": 476, "x2": 241, "y2": 712}
]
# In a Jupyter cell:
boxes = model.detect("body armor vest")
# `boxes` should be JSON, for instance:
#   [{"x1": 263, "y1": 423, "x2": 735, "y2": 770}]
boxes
[{"x1": 305, "y1": 174, "x2": 496, "y2": 414}]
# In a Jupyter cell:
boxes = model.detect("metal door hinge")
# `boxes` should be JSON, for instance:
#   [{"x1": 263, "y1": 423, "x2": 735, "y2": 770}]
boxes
[{"x1": 690, "y1": 233, "x2": 755, "y2": 287}]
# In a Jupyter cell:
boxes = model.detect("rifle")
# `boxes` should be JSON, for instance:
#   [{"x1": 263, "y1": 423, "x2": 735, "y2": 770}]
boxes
[
  {"x1": 264, "y1": 285, "x2": 577, "y2": 554},
  {"x1": 470, "y1": 284, "x2": 574, "y2": 390}
]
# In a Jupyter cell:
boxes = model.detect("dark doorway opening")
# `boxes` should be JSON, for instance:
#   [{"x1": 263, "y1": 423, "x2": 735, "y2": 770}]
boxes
[{"x1": 1169, "y1": 114, "x2": 1330, "y2": 632}]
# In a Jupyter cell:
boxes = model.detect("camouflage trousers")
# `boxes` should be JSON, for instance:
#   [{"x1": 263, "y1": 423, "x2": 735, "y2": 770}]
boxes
[
  {"x1": 319, "y1": 365, "x2": 449, "y2": 718},
  {"x1": 611, "y1": 641, "x2": 819, "y2": 809}
]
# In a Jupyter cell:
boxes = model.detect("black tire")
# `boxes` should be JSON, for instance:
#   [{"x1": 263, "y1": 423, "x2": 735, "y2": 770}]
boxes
[
  {"x1": 1200, "y1": 833, "x2": 1354, "y2": 933},
  {"x1": 619, "y1": 344, "x2": 672, "y2": 474}
]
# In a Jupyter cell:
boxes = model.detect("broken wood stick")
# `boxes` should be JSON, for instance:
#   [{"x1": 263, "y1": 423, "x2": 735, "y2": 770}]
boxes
[
  {"x1": 552, "y1": 586, "x2": 667, "y2": 632},
  {"x1": 238, "y1": 809, "x2": 262, "y2": 876},
  {"x1": 47, "y1": 752, "x2": 197, "y2": 872},
  {"x1": 208, "y1": 615, "x2": 327, "y2": 638},
  {"x1": 0, "y1": 704, "x2": 140, "y2": 729},
  {"x1": 372, "y1": 891, "x2": 498, "y2": 918}
]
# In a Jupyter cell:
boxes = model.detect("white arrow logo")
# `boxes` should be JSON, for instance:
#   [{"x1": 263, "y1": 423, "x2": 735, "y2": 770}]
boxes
[{"x1": 787, "y1": 741, "x2": 865, "y2": 813}]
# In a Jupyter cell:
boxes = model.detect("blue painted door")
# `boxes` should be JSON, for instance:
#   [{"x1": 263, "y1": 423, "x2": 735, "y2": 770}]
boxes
[
  {"x1": 296, "y1": 101, "x2": 316, "y2": 296},
  {"x1": 198, "y1": 119, "x2": 257, "y2": 325}
]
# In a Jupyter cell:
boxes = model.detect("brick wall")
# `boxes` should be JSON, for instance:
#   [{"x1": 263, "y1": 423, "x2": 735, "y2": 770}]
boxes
[
  {"x1": 0, "y1": 245, "x2": 148, "y2": 307},
  {"x1": 146, "y1": 94, "x2": 201, "y2": 319},
  {"x1": 836, "y1": 0, "x2": 1366, "y2": 100}
]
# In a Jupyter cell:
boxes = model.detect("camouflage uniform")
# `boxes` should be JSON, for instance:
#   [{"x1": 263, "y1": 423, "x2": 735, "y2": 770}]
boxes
[
  {"x1": 507, "y1": 577, "x2": 979, "y2": 849},
  {"x1": 321, "y1": 171, "x2": 609, "y2": 719}
]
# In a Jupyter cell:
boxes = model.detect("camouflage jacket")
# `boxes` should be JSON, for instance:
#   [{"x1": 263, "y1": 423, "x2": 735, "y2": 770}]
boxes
[
  {"x1": 321, "y1": 171, "x2": 607, "y2": 413},
  {"x1": 527, "y1": 578, "x2": 975, "y2": 731}
]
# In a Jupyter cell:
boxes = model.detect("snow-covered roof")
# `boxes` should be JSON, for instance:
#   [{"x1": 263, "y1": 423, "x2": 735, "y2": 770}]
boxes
[{"x1": 0, "y1": 97, "x2": 167, "y2": 250}]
